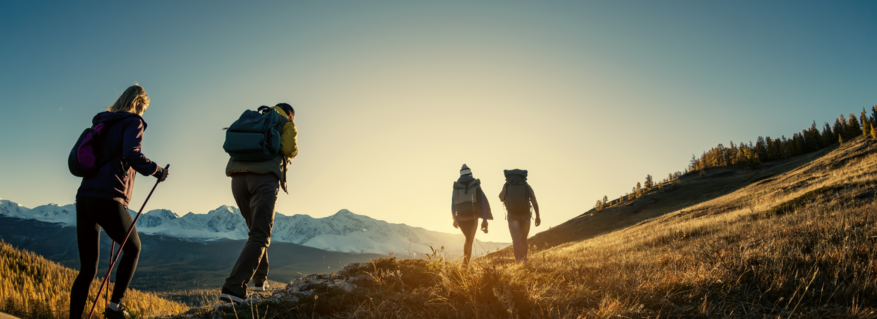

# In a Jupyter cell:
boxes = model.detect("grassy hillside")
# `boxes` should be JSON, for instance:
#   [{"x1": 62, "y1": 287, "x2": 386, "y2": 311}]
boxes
[
  {"x1": 513, "y1": 136, "x2": 843, "y2": 252},
  {"x1": 187, "y1": 135, "x2": 877, "y2": 318},
  {"x1": 0, "y1": 241, "x2": 186, "y2": 319}
]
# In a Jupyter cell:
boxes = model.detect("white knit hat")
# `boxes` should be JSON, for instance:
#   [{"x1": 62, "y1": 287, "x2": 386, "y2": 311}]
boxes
[{"x1": 460, "y1": 164, "x2": 472, "y2": 175}]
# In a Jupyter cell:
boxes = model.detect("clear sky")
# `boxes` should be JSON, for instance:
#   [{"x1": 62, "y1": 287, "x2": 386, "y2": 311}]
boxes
[{"x1": 1, "y1": 1, "x2": 875, "y2": 243}]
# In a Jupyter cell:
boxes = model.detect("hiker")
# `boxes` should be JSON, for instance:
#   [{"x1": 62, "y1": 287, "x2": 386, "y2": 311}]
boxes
[
  {"x1": 499, "y1": 169, "x2": 540, "y2": 263},
  {"x1": 70, "y1": 85, "x2": 169, "y2": 319},
  {"x1": 220, "y1": 103, "x2": 298, "y2": 304},
  {"x1": 452, "y1": 164, "x2": 492, "y2": 266}
]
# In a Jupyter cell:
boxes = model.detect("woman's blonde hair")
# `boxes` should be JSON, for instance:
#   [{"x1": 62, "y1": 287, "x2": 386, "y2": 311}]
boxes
[{"x1": 108, "y1": 85, "x2": 150, "y2": 114}]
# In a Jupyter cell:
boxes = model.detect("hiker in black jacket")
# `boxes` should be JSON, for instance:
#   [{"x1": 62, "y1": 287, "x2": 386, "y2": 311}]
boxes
[
  {"x1": 452, "y1": 164, "x2": 493, "y2": 266},
  {"x1": 70, "y1": 85, "x2": 169, "y2": 319},
  {"x1": 499, "y1": 169, "x2": 540, "y2": 263}
]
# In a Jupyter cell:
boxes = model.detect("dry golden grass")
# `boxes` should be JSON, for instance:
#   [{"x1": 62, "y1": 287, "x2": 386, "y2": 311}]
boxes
[
  {"x1": 0, "y1": 240, "x2": 187, "y2": 319},
  {"x1": 190, "y1": 136, "x2": 877, "y2": 318}
]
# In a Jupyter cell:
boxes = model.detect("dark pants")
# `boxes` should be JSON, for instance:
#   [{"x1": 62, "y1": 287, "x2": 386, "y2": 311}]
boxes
[
  {"x1": 222, "y1": 173, "x2": 279, "y2": 296},
  {"x1": 70, "y1": 196, "x2": 141, "y2": 319},
  {"x1": 458, "y1": 219, "x2": 479, "y2": 265},
  {"x1": 508, "y1": 217, "x2": 531, "y2": 263}
]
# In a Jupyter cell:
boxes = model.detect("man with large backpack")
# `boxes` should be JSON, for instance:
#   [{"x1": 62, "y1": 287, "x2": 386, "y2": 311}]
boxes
[
  {"x1": 499, "y1": 169, "x2": 540, "y2": 263},
  {"x1": 452, "y1": 164, "x2": 492, "y2": 266},
  {"x1": 220, "y1": 103, "x2": 298, "y2": 303}
]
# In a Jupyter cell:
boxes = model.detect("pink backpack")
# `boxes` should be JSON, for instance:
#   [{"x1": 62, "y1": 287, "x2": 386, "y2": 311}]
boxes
[{"x1": 68, "y1": 122, "x2": 114, "y2": 178}]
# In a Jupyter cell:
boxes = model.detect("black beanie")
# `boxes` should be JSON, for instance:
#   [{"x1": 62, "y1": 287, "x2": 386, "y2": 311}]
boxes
[{"x1": 276, "y1": 103, "x2": 294, "y2": 116}]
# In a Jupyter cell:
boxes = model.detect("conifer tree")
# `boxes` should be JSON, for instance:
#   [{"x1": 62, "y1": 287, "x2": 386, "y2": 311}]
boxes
[
  {"x1": 862, "y1": 108, "x2": 871, "y2": 137},
  {"x1": 603, "y1": 195, "x2": 608, "y2": 205},
  {"x1": 809, "y1": 122, "x2": 822, "y2": 150},
  {"x1": 839, "y1": 134, "x2": 843, "y2": 146},
  {"x1": 644, "y1": 174, "x2": 653, "y2": 189},
  {"x1": 872, "y1": 105, "x2": 877, "y2": 126},
  {"x1": 872, "y1": 123, "x2": 877, "y2": 140},
  {"x1": 848, "y1": 113, "x2": 862, "y2": 137},
  {"x1": 635, "y1": 182, "x2": 642, "y2": 198},
  {"x1": 595, "y1": 200, "x2": 604, "y2": 211},
  {"x1": 822, "y1": 122, "x2": 834, "y2": 147},
  {"x1": 754, "y1": 137, "x2": 768, "y2": 160},
  {"x1": 734, "y1": 147, "x2": 747, "y2": 166},
  {"x1": 743, "y1": 148, "x2": 762, "y2": 168}
]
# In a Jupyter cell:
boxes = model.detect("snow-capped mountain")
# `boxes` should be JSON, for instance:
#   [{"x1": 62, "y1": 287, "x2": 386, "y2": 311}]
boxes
[
  {"x1": 0, "y1": 200, "x2": 76, "y2": 225},
  {"x1": 0, "y1": 199, "x2": 509, "y2": 257}
]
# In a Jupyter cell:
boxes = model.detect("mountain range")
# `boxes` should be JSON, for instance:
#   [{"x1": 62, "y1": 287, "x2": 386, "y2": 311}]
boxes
[{"x1": 0, "y1": 199, "x2": 508, "y2": 257}]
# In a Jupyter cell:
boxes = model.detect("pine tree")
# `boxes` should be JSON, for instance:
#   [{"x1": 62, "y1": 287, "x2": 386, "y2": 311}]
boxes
[
  {"x1": 871, "y1": 105, "x2": 877, "y2": 126},
  {"x1": 839, "y1": 134, "x2": 843, "y2": 146},
  {"x1": 872, "y1": 123, "x2": 877, "y2": 140},
  {"x1": 595, "y1": 200, "x2": 604, "y2": 211},
  {"x1": 822, "y1": 122, "x2": 834, "y2": 147},
  {"x1": 754, "y1": 137, "x2": 768, "y2": 160},
  {"x1": 848, "y1": 113, "x2": 862, "y2": 137},
  {"x1": 836, "y1": 116, "x2": 847, "y2": 139},
  {"x1": 644, "y1": 174, "x2": 653, "y2": 189},
  {"x1": 603, "y1": 195, "x2": 609, "y2": 205},
  {"x1": 635, "y1": 182, "x2": 642, "y2": 198},
  {"x1": 862, "y1": 108, "x2": 871, "y2": 137},
  {"x1": 743, "y1": 148, "x2": 762, "y2": 168}
]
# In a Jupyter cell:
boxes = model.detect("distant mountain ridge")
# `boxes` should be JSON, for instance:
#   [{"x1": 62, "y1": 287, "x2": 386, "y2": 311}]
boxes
[{"x1": 0, "y1": 199, "x2": 508, "y2": 257}]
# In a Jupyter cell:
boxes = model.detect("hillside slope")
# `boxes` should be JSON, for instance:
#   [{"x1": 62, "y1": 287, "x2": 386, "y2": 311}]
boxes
[
  {"x1": 0, "y1": 240, "x2": 186, "y2": 319},
  {"x1": 189, "y1": 135, "x2": 877, "y2": 318},
  {"x1": 519, "y1": 141, "x2": 841, "y2": 252}
]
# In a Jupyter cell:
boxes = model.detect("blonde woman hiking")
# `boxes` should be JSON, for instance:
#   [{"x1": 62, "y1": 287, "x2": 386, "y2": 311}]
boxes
[{"x1": 69, "y1": 85, "x2": 169, "y2": 319}]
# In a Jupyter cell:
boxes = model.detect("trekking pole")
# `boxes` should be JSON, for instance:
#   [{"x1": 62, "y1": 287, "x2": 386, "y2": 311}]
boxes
[
  {"x1": 86, "y1": 164, "x2": 169, "y2": 319},
  {"x1": 104, "y1": 242, "x2": 116, "y2": 307}
]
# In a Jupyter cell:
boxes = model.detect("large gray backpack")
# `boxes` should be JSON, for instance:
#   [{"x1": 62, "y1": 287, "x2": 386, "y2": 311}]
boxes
[
  {"x1": 503, "y1": 169, "x2": 530, "y2": 216},
  {"x1": 453, "y1": 179, "x2": 480, "y2": 218}
]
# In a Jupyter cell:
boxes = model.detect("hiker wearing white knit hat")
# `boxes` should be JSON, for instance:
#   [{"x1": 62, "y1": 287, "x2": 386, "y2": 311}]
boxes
[{"x1": 451, "y1": 164, "x2": 493, "y2": 266}]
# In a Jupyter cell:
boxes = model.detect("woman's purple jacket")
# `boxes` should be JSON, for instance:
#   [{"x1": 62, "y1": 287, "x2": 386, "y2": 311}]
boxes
[{"x1": 76, "y1": 111, "x2": 160, "y2": 206}]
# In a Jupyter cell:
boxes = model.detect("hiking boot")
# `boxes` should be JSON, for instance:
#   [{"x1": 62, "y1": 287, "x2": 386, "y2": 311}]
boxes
[
  {"x1": 252, "y1": 281, "x2": 269, "y2": 292},
  {"x1": 103, "y1": 304, "x2": 129, "y2": 319},
  {"x1": 219, "y1": 289, "x2": 249, "y2": 304}
]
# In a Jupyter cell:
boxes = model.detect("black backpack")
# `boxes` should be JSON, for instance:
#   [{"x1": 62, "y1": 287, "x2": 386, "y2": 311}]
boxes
[
  {"x1": 503, "y1": 169, "x2": 530, "y2": 216},
  {"x1": 453, "y1": 179, "x2": 480, "y2": 218}
]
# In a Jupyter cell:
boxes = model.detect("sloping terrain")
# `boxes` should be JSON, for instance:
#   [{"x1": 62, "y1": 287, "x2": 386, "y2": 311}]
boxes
[
  {"x1": 520, "y1": 141, "x2": 841, "y2": 252},
  {"x1": 185, "y1": 136, "x2": 877, "y2": 318},
  {"x1": 0, "y1": 240, "x2": 186, "y2": 319}
]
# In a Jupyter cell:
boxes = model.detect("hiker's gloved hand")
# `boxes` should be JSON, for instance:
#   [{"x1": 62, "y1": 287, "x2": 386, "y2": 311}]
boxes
[
  {"x1": 481, "y1": 220, "x2": 489, "y2": 233},
  {"x1": 535, "y1": 216, "x2": 541, "y2": 227},
  {"x1": 153, "y1": 166, "x2": 169, "y2": 182},
  {"x1": 453, "y1": 220, "x2": 459, "y2": 229}
]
